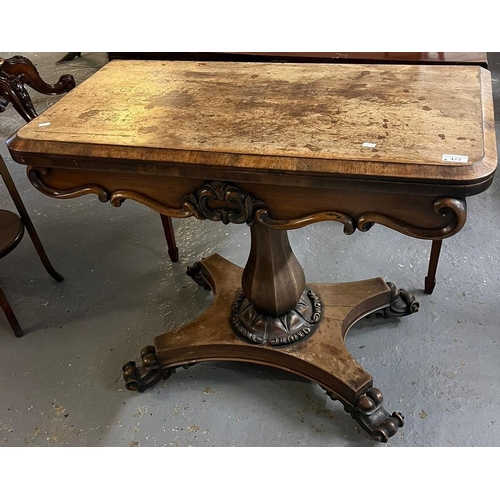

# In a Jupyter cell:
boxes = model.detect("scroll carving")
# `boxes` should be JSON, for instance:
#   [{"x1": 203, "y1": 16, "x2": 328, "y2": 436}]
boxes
[
  {"x1": 123, "y1": 345, "x2": 196, "y2": 392},
  {"x1": 366, "y1": 282, "x2": 420, "y2": 319},
  {"x1": 357, "y1": 198, "x2": 467, "y2": 239},
  {"x1": 109, "y1": 190, "x2": 195, "y2": 218},
  {"x1": 256, "y1": 197, "x2": 466, "y2": 240},
  {"x1": 26, "y1": 169, "x2": 467, "y2": 241},
  {"x1": 340, "y1": 387, "x2": 405, "y2": 442},
  {"x1": 28, "y1": 167, "x2": 110, "y2": 202},
  {"x1": 28, "y1": 167, "x2": 195, "y2": 218},
  {"x1": 185, "y1": 181, "x2": 266, "y2": 224},
  {"x1": 255, "y1": 208, "x2": 356, "y2": 235}
]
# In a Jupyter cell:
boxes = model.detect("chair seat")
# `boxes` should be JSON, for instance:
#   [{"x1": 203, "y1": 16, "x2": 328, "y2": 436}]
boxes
[{"x1": 0, "y1": 209, "x2": 24, "y2": 258}]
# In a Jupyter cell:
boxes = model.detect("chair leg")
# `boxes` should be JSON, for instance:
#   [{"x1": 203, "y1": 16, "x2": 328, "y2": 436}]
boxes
[
  {"x1": 0, "y1": 286, "x2": 23, "y2": 337},
  {"x1": 0, "y1": 156, "x2": 64, "y2": 282},
  {"x1": 424, "y1": 239, "x2": 443, "y2": 294},
  {"x1": 160, "y1": 214, "x2": 179, "y2": 262}
]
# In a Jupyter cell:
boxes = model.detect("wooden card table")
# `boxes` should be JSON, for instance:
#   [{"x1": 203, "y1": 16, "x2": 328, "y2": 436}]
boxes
[{"x1": 7, "y1": 60, "x2": 497, "y2": 441}]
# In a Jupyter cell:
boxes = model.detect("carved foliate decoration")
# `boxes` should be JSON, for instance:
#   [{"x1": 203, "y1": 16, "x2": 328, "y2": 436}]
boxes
[
  {"x1": 231, "y1": 287, "x2": 322, "y2": 346},
  {"x1": 185, "y1": 181, "x2": 266, "y2": 225}
]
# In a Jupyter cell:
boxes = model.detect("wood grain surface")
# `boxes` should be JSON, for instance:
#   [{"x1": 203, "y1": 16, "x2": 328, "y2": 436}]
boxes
[{"x1": 9, "y1": 60, "x2": 496, "y2": 187}]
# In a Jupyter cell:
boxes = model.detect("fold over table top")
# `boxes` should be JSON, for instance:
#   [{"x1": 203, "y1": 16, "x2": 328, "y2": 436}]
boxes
[{"x1": 8, "y1": 60, "x2": 497, "y2": 188}]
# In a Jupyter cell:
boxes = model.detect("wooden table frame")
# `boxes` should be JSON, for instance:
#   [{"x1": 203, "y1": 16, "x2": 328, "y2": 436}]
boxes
[{"x1": 7, "y1": 59, "x2": 497, "y2": 442}]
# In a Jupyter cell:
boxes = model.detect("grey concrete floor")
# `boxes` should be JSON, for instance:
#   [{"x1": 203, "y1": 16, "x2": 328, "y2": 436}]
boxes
[{"x1": 0, "y1": 52, "x2": 499, "y2": 447}]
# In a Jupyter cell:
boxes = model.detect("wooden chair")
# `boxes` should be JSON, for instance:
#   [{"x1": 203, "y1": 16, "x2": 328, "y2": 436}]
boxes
[
  {"x1": 0, "y1": 209, "x2": 24, "y2": 336},
  {"x1": 0, "y1": 155, "x2": 64, "y2": 336}
]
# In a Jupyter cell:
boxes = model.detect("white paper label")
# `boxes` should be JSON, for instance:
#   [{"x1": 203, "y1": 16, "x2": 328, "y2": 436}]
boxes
[
  {"x1": 362, "y1": 142, "x2": 377, "y2": 148},
  {"x1": 442, "y1": 154, "x2": 468, "y2": 163}
]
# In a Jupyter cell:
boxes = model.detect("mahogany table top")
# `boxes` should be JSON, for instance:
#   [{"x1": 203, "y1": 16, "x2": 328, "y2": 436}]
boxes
[{"x1": 8, "y1": 60, "x2": 497, "y2": 188}]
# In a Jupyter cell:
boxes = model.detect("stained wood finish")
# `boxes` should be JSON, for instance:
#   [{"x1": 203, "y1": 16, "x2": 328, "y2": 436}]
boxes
[
  {"x1": 6, "y1": 59, "x2": 497, "y2": 441},
  {"x1": 160, "y1": 214, "x2": 178, "y2": 262},
  {"x1": 0, "y1": 56, "x2": 177, "y2": 263},
  {"x1": 425, "y1": 239, "x2": 443, "y2": 294},
  {"x1": 8, "y1": 61, "x2": 496, "y2": 188},
  {"x1": 0, "y1": 209, "x2": 24, "y2": 258},
  {"x1": 0, "y1": 210, "x2": 24, "y2": 337},
  {"x1": 124, "y1": 253, "x2": 405, "y2": 441},
  {"x1": 155, "y1": 254, "x2": 381, "y2": 401},
  {"x1": 0, "y1": 286, "x2": 23, "y2": 338},
  {"x1": 23, "y1": 166, "x2": 469, "y2": 240},
  {"x1": 242, "y1": 223, "x2": 305, "y2": 316}
]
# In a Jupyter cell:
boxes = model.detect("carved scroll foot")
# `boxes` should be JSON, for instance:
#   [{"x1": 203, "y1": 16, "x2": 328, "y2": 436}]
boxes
[
  {"x1": 339, "y1": 388, "x2": 404, "y2": 442},
  {"x1": 122, "y1": 345, "x2": 176, "y2": 392},
  {"x1": 365, "y1": 282, "x2": 419, "y2": 319},
  {"x1": 186, "y1": 261, "x2": 212, "y2": 291}
]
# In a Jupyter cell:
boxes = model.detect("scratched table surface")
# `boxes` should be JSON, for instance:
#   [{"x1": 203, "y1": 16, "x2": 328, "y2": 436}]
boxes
[{"x1": 9, "y1": 60, "x2": 496, "y2": 185}]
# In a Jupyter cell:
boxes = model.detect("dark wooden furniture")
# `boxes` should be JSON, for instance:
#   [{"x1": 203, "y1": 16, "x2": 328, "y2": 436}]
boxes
[
  {"x1": 107, "y1": 52, "x2": 489, "y2": 293},
  {"x1": 0, "y1": 55, "x2": 75, "y2": 122},
  {"x1": 8, "y1": 60, "x2": 496, "y2": 441},
  {"x1": 0, "y1": 209, "x2": 24, "y2": 336},
  {"x1": 0, "y1": 155, "x2": 64, "y2": 337}
]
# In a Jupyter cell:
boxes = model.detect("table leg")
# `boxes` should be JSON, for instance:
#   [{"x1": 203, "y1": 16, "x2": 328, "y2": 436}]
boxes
[
  {"x1": 0, "y1": 286, "x2": 23, "y2": 337},
  {"x1": 425, "y1": 240, "x2": 443, "y2": 294},
  {"x1": 160, "y1": 214, "x2": 179, "y2": 262},
  {"x1": 123, "y1": 221, "x2": 419, "y2": 441}
]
